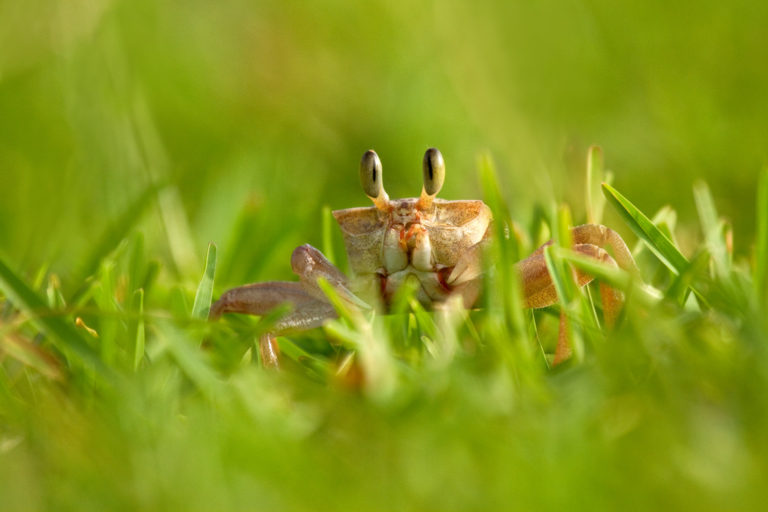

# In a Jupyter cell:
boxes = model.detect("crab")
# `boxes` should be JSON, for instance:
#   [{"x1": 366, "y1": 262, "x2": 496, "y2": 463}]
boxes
[{"x1": 210, "y1": 148, "x2": 638, "y2": 367}]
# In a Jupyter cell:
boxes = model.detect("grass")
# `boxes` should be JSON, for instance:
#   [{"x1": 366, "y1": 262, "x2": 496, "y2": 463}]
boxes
[
  {"x1": 2, "y1": 149, "x2": 768, "y2": 511},
  {"x1": 2, "y1": 2, "x2": 768, "y2": 510}
]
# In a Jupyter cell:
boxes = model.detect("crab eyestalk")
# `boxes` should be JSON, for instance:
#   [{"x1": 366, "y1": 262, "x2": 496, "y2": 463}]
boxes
[
  {"x1": 359, "y1": 149, "x2": 390, "y2": 211},
  {"x1": 419, "y1": 147, "x2": 445, "y2": 210}
]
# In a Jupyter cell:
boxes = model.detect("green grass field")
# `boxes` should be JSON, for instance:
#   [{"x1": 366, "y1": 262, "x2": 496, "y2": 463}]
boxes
[{"x1": 2, "y1": 1, "x2": 768, "y2": 510}]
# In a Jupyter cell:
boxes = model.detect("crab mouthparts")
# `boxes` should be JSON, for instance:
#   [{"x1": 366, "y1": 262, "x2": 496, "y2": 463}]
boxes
[{"x1": 398, "y1": 223, "x2": 424, "y2": 251}]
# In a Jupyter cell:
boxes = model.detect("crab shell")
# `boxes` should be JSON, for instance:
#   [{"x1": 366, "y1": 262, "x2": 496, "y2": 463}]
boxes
[{"x1": 332, "y1": 198, "x2": 492, "y2": 277}]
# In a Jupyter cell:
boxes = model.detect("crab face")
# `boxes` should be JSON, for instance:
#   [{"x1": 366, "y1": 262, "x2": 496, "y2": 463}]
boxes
[{"x1": 332, "y1": 148, "x2": 491, "y2": 303}]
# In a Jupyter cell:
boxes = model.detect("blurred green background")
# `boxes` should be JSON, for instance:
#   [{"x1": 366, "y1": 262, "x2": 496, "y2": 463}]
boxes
[{"x1": 1, "y1": 0, "x2": 766, "y2": 284}]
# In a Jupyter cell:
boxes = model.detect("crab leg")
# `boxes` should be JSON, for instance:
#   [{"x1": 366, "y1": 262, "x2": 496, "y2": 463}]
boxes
[
  {"x1": 210, "y1": 281, "x2": 337, "y2": 367},
  {"x1": 519, "y1": 241, "x2": 626, "y2": 306},
  {"x1": 518, "y1": 224, "x2": 637, "y2": 310},
  {"x1": 291, "y1": 244, "x2": 370, "y2": 308},
  {"x1": 570, "y1": 224, "x2": 639, "y2": 275},
  {"x1": 210, "y1": 245, "x2": 366, "y2": 368},
  {"x1": 517, "y1": 224, "x2": 637, "y2": 363}
]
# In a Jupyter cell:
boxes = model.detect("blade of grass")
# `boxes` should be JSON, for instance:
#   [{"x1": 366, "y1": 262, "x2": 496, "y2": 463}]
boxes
[
  {"x1": 132, "y1": 93, "x2": 199, "y2": 277},
  {"x1": 542, "y1": 247, "x2": 569, "y2": 299},
  {"x1": 93, "y1": 260, "x2": 119, "y2": 365},
  {"x1": 128, "y1": 232, "x2": 147, "y2": 297},
  {"x1": 478, "y1": 153, "x2": 526, "y2": 345},
  {"x1": 756, "y1": 167, "x2": 768, "y2": 303},
  {"x1": 603, "y1": 183, "x2": 688, "y2": 274},
  {"x1": 191, "y1": 243, "x2": 217, "y2": 320},
  {"x1": 156, "y1": 322, "x2": 222, "y2": 399},
  {"x1": 666, "y1": 249, "x2": 711, "y2": 308},
  {"x1": 631, "y1": 206, "x2": 678, "y2": 257},
  {"x1": 693, "y1": 181, "x2": 729, "y2": 277},
  {"x1": 321, "y1": 205, "x2": 337, "y2": 266},
  {"x1": 556, "y1": 247, "x2": 662, "y2": 307},
  {"x1": 277, "y1": 337, "x2": 333, "y2": 378},
  {"x1": 543, "y1": 244, "x2": 585, "y2": 362},
  {"x1": 317, "y1": 278, "x2": 396, "y2": 399},
  {"x1": 70, "y1": 183, "x2": 161, "y2": 302},
  {"x1": 133, "y1": 289, "x2": 145, "y2": 371},
  {"x1": 544, "y1": 208, "x2": 576, "y2": 305},
  {"x1": 0, "y1": 331, "x2": 64, "y2": 381},
  {"x1": 586, "y1": 145, "x2": 605, "y2": 224},
  {"x1": 316, "y1": 277, "x2": 360, "y2": 326},
  {"x1": 46, "y1": 274, "x2": 66, "y2": 310},
  {"x1": 0, "y1": 256, "x2": 105, "y2": 375}
]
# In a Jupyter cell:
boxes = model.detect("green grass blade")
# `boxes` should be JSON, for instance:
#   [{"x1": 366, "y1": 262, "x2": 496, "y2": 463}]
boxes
[
  {"x1": 556, "y1": 247, "x2": 662, "y2": 307},
  {"x1": 602, "y1": 183, "x2": 688, "y2": 274},
  {"x1": 0, "y1": 329, "x2": 64, "y2": 381},
  {"x1": 543, "y1": 245, "x2": 572, "y2": 305},
  {"x1": 133, "y1": 289, "x2": 145, "y2": 371},
  {"x1": 316, "y1": 277, "x2": 360, "y2": 325},
  {"x1": 71, "y1": 183, "x2": 160, "y2": 301},
  {"x1": 277, "y1": 337, "x2": 333, "y2": 377},
  {"x1": 157, "y1": 322, "x2": 222, "y2": 399},
  {"x1": 321, "y1": 205, "x2": 337, "y2": 266},
  {"x1": 543, "y1": 241, "x2": 587, "y2": 362},
  {"x1": 191, "y1": 243, "x2": 217, "y2": 320},
  {"x1": 94, "y1": 260, "x2": 119, "y2": 366},
  {"x1": 631, "y1": 206, "x2": 679, "y2": 261},
  {"x1": 128, "y1": 232, "x2": 147, "y2": 297},
  {"x1": 478, "y1": 153, "x2": 526, "y2": 342},
  {"x1": 665, "y1": 249, "x2": 711, "y2": 308},
  {"x1": 0, "y1": 256, "x2": 104, "y2": 374},
  {"x1": 756, "y1": 167, "x2": 768, "y2": 303},
  {"x1": 586, "y1": 145, "x2": 605, "y2": 224},
  {"x1": 693, "y1": 181, "x2": 729, "y2": 277},
  {"x1": 546, "y1": 204, "x2": 577, "y2": 304}
]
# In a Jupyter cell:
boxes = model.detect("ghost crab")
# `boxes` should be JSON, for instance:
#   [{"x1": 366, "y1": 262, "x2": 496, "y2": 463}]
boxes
[{"x1": 211, "y1": 148, "x2": 638, "y2": 367}]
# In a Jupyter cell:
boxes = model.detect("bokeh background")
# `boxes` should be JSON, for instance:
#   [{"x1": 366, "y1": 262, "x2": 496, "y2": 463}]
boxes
[{"x1": 1, "y1": 0, "x2": 766, "y2": 286}]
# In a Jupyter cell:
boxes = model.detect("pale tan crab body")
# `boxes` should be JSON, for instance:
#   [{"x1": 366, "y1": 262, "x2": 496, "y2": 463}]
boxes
[
  {"x1": 211, "y1": 148, "x2": 638, "y2": 368},
  {"x1": 333, "y1": 197, "x2": 490, "y2": 306}
]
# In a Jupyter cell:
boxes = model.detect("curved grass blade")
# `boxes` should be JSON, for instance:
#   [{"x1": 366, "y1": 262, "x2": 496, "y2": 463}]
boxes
[
  {"x1": 191, "y1": 243, "x2": 217, "y2": 320},
  {"x1": 602, "y1": 183, "x2": 688, "y2": 274},
  {"x1": 556, "y1": 247, "x2": 662, "y2": 307}
]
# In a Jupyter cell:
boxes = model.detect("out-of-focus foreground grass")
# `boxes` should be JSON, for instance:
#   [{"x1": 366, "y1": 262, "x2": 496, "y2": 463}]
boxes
[{"x1": 1, "y1": 1, "x2": 767, "y2": 510}]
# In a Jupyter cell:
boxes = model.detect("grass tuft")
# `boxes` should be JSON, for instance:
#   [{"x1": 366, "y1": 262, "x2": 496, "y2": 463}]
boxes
[{"x1": 191, "y1": 242, "x2": 217, "y2": 321}]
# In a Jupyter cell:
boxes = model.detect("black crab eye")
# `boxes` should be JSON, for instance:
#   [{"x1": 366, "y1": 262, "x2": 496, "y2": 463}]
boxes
[
  {"x1": 422, "y1": 147, "x2": 445, "y2": 196},
  {"x1": 359, "y1": 149, "x2": 383, "y2": 198}
]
